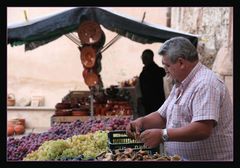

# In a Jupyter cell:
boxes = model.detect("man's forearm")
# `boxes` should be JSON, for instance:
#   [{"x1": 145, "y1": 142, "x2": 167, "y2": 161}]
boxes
[
  {"x1": 142, "y1": 112, "x2": 166, "y2": 130},
  {"x1": 167, "y1": 120, "x2": 214, "y2": 142}
]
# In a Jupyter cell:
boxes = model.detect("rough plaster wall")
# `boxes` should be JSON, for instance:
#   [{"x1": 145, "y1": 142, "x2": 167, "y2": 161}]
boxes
[
  {"x1": 171, "y1": 7, "x2": 233, "y2": 101},
  {"x1": 171, "y1": 7, "x2": 231, "y2": 69}
]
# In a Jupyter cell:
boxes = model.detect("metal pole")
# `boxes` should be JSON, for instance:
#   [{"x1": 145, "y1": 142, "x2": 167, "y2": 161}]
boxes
[{"x1": 90, "y1": 93, "x2": 94, "y2": 118}]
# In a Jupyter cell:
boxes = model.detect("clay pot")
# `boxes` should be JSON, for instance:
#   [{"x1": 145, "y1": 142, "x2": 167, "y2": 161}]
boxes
[
  {"x1": 80, "y1": 46, "x2": 97, "y2": 68},
  {"x1": 8, "y1": 118, "x2": 25, "y2": 128},
  {"x1": 16, "y1": 118, "x2": 25, "y2": 127},
  {"x1": 77, "y1": 20, "x2": 102, "y2": 45},
  {"x1": 55, "y1": 102, "x2": 71, "y2": 109},
  {"x1": 7, "y1": 119, "x2": 17, "y2": 127},
  {"x1": 83, "y1": 70, "x2": 99, "y2": 87},
  {"x1": 7, "y1": 126, "x2": 15, "y2": 136},
  {"x1": 14, "y1": 125, "x2": 25, "y2": 135}
]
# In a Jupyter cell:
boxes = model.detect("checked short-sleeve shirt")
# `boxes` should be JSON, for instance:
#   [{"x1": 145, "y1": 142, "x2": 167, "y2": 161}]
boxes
[{"x1": 158, "y1": 62, "x2": 233, "y2": 161}]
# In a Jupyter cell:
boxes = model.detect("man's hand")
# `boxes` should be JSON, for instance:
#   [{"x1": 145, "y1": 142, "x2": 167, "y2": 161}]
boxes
[
  {"x1": 126, "y1": 117, "x2": 144, "y2": 140},
  {"x1": 140, "y1": 129, "x2": 162, "y2": 148}
]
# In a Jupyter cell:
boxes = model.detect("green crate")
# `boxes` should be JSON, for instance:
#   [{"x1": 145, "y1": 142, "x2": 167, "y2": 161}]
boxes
[{"x1": 108, "y1": 130, "x2": 159, "y2": 154}]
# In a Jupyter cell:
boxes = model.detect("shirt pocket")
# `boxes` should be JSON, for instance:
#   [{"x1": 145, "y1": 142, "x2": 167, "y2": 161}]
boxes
[{"x1": 168, "y1": 104, "x2": 192, "y2": 128}]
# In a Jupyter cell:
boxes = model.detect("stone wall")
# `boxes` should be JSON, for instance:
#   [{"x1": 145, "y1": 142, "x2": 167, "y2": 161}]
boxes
[{"x1": 170, "y1": 7, "x2": 233, "y2": 101}]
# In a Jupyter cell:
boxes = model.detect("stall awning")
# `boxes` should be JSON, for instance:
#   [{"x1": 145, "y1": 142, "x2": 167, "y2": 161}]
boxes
[{"x1": 7, "y1": 7, "x2": 199, "y2": 51}]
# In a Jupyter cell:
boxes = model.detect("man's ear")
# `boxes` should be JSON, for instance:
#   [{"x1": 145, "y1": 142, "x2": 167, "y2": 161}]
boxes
[{"x1": 178, "y1": 57, "x2": 185, "y2": 69}]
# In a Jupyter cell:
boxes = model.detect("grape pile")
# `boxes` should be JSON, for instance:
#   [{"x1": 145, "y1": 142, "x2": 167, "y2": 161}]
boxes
[
  {"x1": 7, "y1": 116, "x2": 131, "y2": 161},
  {"x1": 23, "y1": 131, "x2": 108, "y2": 161},
  {"x1": 54, "y1": 154, "x2": 85, "y2": 161},
  {"x1": 90, "y1": 117, "x2": 131, "y2": 132},
  {"x1": 7, "y1": 132, "x2": 60, "y2": 161},
  {"x1": 49, "y1": 116, "x2": 131, "y2": 135}
]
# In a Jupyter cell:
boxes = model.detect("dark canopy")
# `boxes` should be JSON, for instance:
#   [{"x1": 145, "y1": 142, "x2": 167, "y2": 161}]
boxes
[{"x1": 7, "y1": 7, "x2": 198, "y2": 51}]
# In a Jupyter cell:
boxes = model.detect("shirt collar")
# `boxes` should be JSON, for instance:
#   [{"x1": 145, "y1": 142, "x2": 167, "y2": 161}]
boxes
[{"x1": 177, "y1": 62, "x2": 202, "y2": 91}]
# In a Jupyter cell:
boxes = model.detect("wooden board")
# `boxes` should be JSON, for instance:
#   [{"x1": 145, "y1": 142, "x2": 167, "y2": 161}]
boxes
[{"x1": 50, "y1": 115, "x2": 133, "y2": 126}]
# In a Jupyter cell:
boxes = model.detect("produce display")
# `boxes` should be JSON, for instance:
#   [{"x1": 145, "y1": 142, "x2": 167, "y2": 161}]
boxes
[
  {"x1": 7, "y1": 116, "x2": 183, "y2": 161},
  {"x1": 7, "y1": 116, "x2": 131, "y2": 161}
]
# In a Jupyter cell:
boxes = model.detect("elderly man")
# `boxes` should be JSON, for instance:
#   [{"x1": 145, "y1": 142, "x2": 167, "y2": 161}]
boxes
[{"x1": 126, "y1": 36, "x2": 233, "y2": 161}]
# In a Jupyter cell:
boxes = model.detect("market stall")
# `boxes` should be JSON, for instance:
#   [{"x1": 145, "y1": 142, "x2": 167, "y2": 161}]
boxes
[
  {"x1": 7, "y1": 7, "x2": 198, "y2": 161},
  {"x1": 7, "y1": 7, "x2": 198, "y2": 117}
]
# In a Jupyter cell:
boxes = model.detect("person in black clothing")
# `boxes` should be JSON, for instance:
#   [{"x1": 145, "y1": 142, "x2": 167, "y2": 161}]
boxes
[{"x1": 139, "y1": 49, "x2": 166, "y2": 115}]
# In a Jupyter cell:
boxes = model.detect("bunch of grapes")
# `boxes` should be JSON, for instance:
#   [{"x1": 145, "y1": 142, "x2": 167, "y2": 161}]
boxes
[
  {"x1": 23, "y1": 139, "x2": 70, "y2": 161},
  {"x1": 23, "y1": 131, "x2": 108, "y2": 161},
  {"x1": 66, "y1": 130, "x2": 108, "y2": 159}
]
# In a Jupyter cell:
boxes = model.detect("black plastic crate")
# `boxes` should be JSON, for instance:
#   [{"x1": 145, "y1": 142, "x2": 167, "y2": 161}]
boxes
[{"x1": 108, "y1": 130, "x2": 159, "y2": 154}]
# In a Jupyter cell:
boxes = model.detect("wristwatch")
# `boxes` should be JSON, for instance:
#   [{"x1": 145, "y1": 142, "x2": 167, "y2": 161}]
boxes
[{"x1": 162, "y1": 128, "x2": 169, "y2": 142}]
